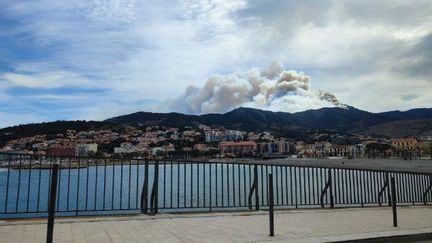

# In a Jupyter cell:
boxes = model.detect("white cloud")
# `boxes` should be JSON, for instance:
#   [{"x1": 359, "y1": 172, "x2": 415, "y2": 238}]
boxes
[
  {"x1": 0, "y1": 71, "x2": 94, "y2": 89},
  {"x1": 0, "y1": 0, "x2": 431, "y2": 127}
]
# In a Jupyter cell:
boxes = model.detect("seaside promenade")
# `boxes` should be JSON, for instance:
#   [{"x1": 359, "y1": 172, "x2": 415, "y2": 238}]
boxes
[{"x1": 1, "y1": 206, "x2": 432, "y2": 243}]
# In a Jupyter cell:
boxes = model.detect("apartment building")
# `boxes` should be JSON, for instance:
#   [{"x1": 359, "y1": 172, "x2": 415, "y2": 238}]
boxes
[
  {"x1": 391, "y1": 138, "x2": 418, "y2": 150},
  {"x1": 257, "y1": 139, "x2": 295, "y2": 155},
  {"x1": 75, "y1": 143, "x2": 98, "y2": 157},
  {"x1": 219, "y1": 141, "x2": 257, "y2": 157}
]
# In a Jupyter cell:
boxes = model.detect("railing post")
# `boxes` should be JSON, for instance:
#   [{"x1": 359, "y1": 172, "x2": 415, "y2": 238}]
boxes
[
  {"x1": 424, "y1": 175, "x2": 432, "y2": 205},
  {"x1": 248, "y1": 165, "x2": 259, "y2": 210},
  {"x1": 268, "y1": 173, "x2": 274, "y2": 237},
  {"x1": 46, "y1": 164, "x2": 59, "y2": 243},
  {"x1": 329, "y1": 169, "x2": 334, "y2": 208},
  {"x1": 387, "y1": 172, "x2": 392, "y2": 206},
  {"x1": 150, "y1": 160, "x2": 159, "y2": 215},
  {"x1": 391, "y1": 177, "x2": 397, "y2": 227},
  {"x1": 378, "y1": 172, "x2": 390, "y2": 206},
  {"x1": 320, "y1": 169, "x2": 334, "y2": 208},
  {"x1": 255, "y1": 165, "x2": 259, "y2": 210},
  {"x1": 140, "y1": 159, "x2": 149, "y2": 214}
]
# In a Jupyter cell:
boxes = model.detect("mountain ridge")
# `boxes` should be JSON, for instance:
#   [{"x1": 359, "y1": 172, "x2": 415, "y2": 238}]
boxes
[
  {"x1": 1, "y1": 106, "x2": 431, "y2": 147},
  {"x1": 106, "y1": 106, "x2": 432, "y2": 137}
]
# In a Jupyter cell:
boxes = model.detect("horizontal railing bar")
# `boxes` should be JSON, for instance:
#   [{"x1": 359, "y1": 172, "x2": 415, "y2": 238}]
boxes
[{"x1": 2, "y1": 153, "x2": 431, "y2": 176}]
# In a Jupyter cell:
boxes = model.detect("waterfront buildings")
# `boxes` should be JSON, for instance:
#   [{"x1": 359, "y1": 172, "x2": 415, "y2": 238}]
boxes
[
  {"x1": 391, "y1": 138, "x2": 418, "y2": 150},
  {"x1": 114, "y1": 142, "x2": 149, "y2": 154},
  {"x1": 257, "y1": 139, "x2": 295, "y2": 156},
  {"x1": 2, "y1": 123, "x2": 431, "y2": 159},
  {"x1": 219, "y1": 141, "x2": 257, "y2": 157},
  {"x1": 46, "y1": 145, "x2": 76, "y2": 156},
  {"x1": 75, "y1": 143, "x2": 98, "y2": 157},
  {"x1": 45, "y1": 143, "x2": 98, "y2": 157}
]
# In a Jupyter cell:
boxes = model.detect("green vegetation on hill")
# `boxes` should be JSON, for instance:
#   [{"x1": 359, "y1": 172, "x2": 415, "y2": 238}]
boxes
[
  {"x1": 365, "y1": 119, "x2": 432, "y2": 138},
  {"x1": 1, "y1": 106, "x2": 432, "y2": 148},
  {"x1": 0, "y1": 121, "x2": 111, "y2": 147},
  {"x1": 106, "y1": 106, "x2": 432, "y2": 138}
]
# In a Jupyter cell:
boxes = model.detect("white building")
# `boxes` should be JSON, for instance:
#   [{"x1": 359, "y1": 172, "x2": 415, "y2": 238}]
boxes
[
  {"x1": 205, "y1": 129, "x2": 244, "y2": 142},
  {"x1": 75, "y1": 143, "x2": 98, "y2": 157},
  {"x1": 114, "y1": 142, "x2": 149, "y2": 154}
]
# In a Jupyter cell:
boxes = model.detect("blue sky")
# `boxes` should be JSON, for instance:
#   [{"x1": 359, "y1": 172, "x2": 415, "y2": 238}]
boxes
[{"x1": 1, "y1": 0, "x2": 432, "y2": 128}]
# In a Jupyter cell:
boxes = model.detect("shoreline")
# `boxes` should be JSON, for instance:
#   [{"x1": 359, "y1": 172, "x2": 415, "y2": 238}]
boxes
[{"x1": 0, "y1": 157, "x2": 431, "y2": 173}]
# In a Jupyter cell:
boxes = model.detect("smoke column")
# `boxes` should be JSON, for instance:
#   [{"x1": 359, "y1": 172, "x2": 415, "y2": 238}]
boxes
[{"x1": 169, "y1": 62, "x2": 347, "y2": 114}]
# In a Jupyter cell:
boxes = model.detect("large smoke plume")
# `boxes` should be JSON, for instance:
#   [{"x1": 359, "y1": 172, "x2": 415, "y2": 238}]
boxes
[{"x1": 169, "y1": 62, "x2": 347, "y2": 114}]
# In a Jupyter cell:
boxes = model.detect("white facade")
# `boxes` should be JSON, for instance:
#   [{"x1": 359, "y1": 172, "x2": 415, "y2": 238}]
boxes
[
  {"x1": 114, "y1": 142, "x2": 149, "y2": 154},
  {"x1": 75, "y1": 143, "x2": 98, "y2": 157}
]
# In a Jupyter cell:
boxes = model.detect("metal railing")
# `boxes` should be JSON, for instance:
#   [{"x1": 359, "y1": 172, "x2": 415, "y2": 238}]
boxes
[{"x1": 0, "y1": 153, "x2": 431, "y2": 218}]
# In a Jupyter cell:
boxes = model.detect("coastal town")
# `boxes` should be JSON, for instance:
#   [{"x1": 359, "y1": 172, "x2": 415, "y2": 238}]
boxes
[{"x1": 1, "y1": 124, "x2": 431, "y2": 160}]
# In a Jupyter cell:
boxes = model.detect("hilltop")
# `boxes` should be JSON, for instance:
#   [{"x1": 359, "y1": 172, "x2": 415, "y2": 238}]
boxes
[
  {"x1": 1, "y1": 106, "x2": 432, "y2": 148},
  {"x1": 106, "y1": 106, "x2": 432, "y2": 138}
]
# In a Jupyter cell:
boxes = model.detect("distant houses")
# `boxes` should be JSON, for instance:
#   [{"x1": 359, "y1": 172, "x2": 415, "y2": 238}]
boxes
[
  {"x1": 1, "y1": 124, "x2": 431, "y2": 160},
  {"x1": 219, "y1": 141, "x2": 257, "y2": 157},
  {"x1": 257, "y1": 139, "x2": 295, "y2": 156},
  {"x1": 205, "y1": 129, "x2": 244, "y2": 142},
  {"x1": 47, "y1": 143, "x2": 98, "y2": 157}
]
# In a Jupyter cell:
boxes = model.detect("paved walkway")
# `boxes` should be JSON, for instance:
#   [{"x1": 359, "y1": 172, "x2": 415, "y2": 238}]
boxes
[{"x1": 1, "y1": 206, "x2": 432, "y2": 242}]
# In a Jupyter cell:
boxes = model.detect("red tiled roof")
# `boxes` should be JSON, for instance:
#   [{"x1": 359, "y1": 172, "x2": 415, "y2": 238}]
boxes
[{"x1": 219, "y1": 141, "x2": 256, "y2": 146}]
